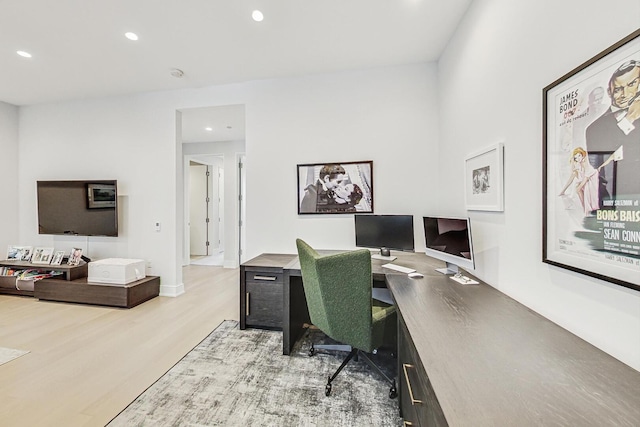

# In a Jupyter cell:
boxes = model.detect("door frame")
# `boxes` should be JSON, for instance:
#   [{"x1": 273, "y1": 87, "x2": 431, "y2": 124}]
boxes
[{"x1": 182, "y1": 154, "x2": 223, "y2": 265}]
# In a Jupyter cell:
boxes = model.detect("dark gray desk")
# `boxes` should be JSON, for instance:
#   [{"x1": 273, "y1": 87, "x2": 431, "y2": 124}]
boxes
[
  {"x1": 240, "y1": 251, "x2": 640, "y2": 426},
  {"x1": 241, "y1": 251, "x2": 428, "y2": 353},
  {"x1": 387, "y1": 267, "x2": 640, "y2": 426}
]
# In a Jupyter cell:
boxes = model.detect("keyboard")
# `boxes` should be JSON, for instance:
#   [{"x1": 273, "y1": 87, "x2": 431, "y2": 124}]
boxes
[{"x1": 381, "y1": 263, "x2": 415, "y2": 274}]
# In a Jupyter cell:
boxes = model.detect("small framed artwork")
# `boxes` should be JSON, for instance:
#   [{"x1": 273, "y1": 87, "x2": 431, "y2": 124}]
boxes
[
  {"x1": 464, "y1": 143, "x2": 504, "y2": 211},
  {"x1": 87, "y1": 183, "x2": 117, "y2": 209},
  {"x1": 68, "y1": 247, "x2": 83, "y2": 266},
  {"x1": 7, "y1": 246, "x2": 33, "y2": 262},
  {"x1": 21, "y1": 247, "x2": 33, "y2": 262},
  {"x1": 50, "y1": 250, "x2": 65, "y2": 266},
  {"x1": 32, "y1": 247, "x2": 55, "y2": 265},
  {"x1": 543, "y1": 29, "x2": 640, "y2": 291},
  {"x1": 297, "y1": 161, "x2": 374, "y2": 214}
]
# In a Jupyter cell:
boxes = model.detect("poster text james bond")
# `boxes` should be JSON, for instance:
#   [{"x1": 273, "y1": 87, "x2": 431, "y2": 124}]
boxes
[{"x1": 543, "y1": 29, "x2": 640, "y2": 292}]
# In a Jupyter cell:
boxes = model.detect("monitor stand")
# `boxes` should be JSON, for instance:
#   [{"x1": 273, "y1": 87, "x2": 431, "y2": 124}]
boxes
[
  {"x1": 371, "y1": 247, "x2": 396, "y2": 261},
  {"x1": 435, "y1": 262, "x2": 459, "y2": 275}
]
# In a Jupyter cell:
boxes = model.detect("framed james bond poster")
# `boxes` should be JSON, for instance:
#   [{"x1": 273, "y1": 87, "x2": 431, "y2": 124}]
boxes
[{"x1": 543, "y1": 28, "x2": 640, "y2": 292}]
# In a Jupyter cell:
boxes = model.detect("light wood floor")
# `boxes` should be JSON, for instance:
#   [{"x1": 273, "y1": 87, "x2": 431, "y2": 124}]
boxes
[{"x1": 0, "y1": 265, "x2": 239, "y2": 427}]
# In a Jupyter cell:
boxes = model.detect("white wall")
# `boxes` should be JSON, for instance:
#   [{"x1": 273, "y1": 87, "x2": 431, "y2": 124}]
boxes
[
  {"x1": 16, "y1": 64, "x2": 434, "y2": 294},
  {"x1": 0, "y1": 101, "x2": 19, "y2": 251},
  {"x1": 245, "y1": 65, "x2": 440, "y2": 256},
  {"x1": 438, "y1": 0, "x2": 640, "y2": 371},
  {"x1": 18, "y1": 92, "x2": 185, "y2": 295}
]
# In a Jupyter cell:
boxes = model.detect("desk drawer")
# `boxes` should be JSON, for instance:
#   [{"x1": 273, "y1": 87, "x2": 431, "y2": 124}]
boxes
[
  {"x1": 245, "y1": 281, "x2": 283, "y2": 329},
  {"x1": 399, "y1": 314, "x2": 447, "y2": 427},
  {"x1": 245, "y1": 271, "x2": 283, "y2": 283}
]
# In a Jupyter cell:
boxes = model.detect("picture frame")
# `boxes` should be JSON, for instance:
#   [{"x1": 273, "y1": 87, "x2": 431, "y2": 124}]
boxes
[
  {"x1": 297, "y1": 161, "x2": 373, "y2": 215},
  {"x1": 543, "y1": 29, "x2": 640, "y2": 292},
  {"x1": 67, "y1": 248, "x2": 83, "y2": 266},
  {"x1": 50, "y1": 250, "x2": 65, "y2": 266},
  {"x1": 31, "y1": 247, "x2": 55, "y2": 265},
  {"x1": 464, "y1": 143, "x2": 504, "y2": 211},
  {"x1": 6, "y1": 245, "x2": 33, "y2": 262},
  {"x1": 87, "y1": 183, "x2": 116, "y2": 209}
]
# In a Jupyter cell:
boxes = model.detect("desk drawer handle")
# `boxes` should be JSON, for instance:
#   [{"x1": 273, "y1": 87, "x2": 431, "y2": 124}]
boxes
[
  {"x1": 402, "y1": 363, "x2": 423, "y2": 405},
  {"x1": 253, "y1": 275, "x2": 277, "y2": 281},
  {"x1": 246, "y1": 293, "x2": 250, "y2": 316}
]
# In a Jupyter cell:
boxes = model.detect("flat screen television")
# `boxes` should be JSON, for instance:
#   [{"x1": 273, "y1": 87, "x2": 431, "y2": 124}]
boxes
[
  {"x1": 37, "y1": 180, "x2": 118, "y2": 237},
  {"x1": 354, "y1": 214, "x2": 414, "y2": 255},
  {"x1": 423, "y1": 216, "x2": 474, "y2": 275}
]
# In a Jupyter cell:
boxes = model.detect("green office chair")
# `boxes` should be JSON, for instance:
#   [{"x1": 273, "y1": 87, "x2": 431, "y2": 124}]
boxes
[{"x1": 295, "y1": 238, "x2": 397, "y2": 398}]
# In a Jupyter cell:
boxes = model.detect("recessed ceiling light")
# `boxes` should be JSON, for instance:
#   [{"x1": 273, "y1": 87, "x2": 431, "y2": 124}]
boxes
[
  {"x1": 252, "y1": 10, "x2": 264, "y2": 22},
  {"x1": 16, "y1": 50, "x2": 32, "y2": 58},
  {"x1": 205, "y1": 127, "x2": 213, "y2": 131},
  {"x1": 125, "y1": 32, "x2": 139, "y2": 41}
]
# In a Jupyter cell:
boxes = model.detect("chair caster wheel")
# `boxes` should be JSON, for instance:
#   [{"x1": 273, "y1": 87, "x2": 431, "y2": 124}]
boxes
[
  {"x1": 308, "y1": 347, "x2": 315, "y2": 357},
  {"x1": 389, "y1": 379, "x2": 397, "y2": 399},
  {"x1": 325, "y1": 382, "x2": 332, "y2": 396},
  {"x1": 389, "y1": 386, "x2": 397, "y2": 399}
]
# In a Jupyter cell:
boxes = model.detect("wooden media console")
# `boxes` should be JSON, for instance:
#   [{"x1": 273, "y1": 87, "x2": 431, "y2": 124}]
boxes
[{"x1": 0, "y1": 260, "x2": 159, "y2": 308}]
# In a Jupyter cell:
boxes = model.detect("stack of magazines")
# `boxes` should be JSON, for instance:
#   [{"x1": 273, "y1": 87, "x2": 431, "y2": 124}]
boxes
[{"x1": 0, "y1": 267, "x2": 63, "y2": 281}]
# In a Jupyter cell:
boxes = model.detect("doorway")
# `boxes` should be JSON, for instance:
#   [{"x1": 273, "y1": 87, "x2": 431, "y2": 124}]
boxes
[
  {"x1": 179, "y1": 104, "x2": 246, "y2": 269},
  {"x1": 188, "y1": 158, "x2": 224, "y2": 266}
]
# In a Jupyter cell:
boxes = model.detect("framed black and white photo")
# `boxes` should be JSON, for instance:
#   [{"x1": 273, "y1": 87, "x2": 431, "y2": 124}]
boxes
[
  {"x1": 87, "y1": 183, "x2": 116, "y2": 208},
  {"x1": 464, "y1": 143, "x2": 504, "y2": 211},
  {"x1": 6, "y1": 245, "x2": 33, "y2": 262},
  {"x1": 32, "y1": 247, "x2": 54, "y2": 265},
  {"x1": 297, "y1": 161, "x2": 373, "y2": 215},
  {"x1": 543, "y1": 29, "x2": 640, "y2": 292},
  {"x1": 50, "y1": 250, "x2": 65, "y2": 266}
]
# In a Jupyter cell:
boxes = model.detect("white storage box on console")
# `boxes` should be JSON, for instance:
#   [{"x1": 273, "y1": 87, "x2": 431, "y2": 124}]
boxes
[{"x1": 88, "y1": 258, "x2": 146, "y2": 285}]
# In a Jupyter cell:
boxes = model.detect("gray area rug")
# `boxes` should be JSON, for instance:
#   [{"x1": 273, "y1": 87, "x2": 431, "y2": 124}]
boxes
[
  {"x1": 108, "y1": 320, "x2": 401, "y2": 426},
  {"x1": 0, "y1": 347, "x2": 29, "y2": 366}
]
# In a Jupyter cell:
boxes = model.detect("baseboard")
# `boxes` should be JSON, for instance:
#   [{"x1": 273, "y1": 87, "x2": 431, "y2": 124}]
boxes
[
  {"x1": 223, "y1": 260, "x2": 238, "y2": 269},
  {"x1": 160, "y1": 282, "x2": 185, "y2": 297}
]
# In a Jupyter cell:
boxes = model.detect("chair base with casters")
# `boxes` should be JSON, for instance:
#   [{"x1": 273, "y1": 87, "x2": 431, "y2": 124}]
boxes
[
  {"x1": 304, "y1": 324, "x2": 353, "y2": 356},
  {"x1": 308, "y1": 342, "x2": 351, "y2": 357},
  {"x1": 305, "y1": 324, "x2": 397, "y2": 398},
  {"x1": 323, "y1": 347, "x2": 397, "y2": 398}
]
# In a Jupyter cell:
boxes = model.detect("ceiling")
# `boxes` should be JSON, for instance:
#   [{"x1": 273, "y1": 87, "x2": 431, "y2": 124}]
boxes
[
  {"x1": 1, "y1": 0, "x2": 471, "y2": 142},
  {"x1": 181, "y1": 104, "x2": 246, "y2": 143}
]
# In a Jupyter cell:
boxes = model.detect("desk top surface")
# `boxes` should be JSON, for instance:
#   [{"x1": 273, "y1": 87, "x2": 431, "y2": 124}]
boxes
[
  {"x1": 241, "y1": 253, "x2": 297, "y2": 270},
  {"x1": 275, "y1": 249, "x2": 429, "y2": 277},
  {"x1": 387, "y1": 265, "x2": 640, "y2": 427}
]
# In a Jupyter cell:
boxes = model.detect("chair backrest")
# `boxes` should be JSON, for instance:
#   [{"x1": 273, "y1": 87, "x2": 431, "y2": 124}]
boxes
[{"x1": 296, "y1": 239, "x2": 373, "y2": 351}]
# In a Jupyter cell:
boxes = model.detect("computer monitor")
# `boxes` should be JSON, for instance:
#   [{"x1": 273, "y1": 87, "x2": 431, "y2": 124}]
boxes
[
  {"x1": 354, "y1": 214, "x2": 414, "y2": 255},
  {"x1": 423, "y1": 216, "x2": 475, "y2": 275}
]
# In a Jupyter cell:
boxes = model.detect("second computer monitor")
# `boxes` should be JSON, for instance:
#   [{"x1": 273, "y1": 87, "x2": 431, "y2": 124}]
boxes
[
  {"x1": 354, "y1": 214, "x2": 415, "y2": 255},
  {"x1": 423, "y1": 216, "x2": 475, "y2": 275}
]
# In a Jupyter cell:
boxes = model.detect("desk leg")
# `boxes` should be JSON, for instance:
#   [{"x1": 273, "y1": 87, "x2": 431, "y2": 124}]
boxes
[
  {"x1": 283, "y1": 272, "x2": 309, "y2": 355},
  {"x1": 240, "y1": 266, "x2": 246, "y2": 330}
]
